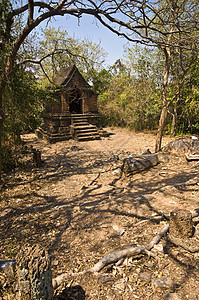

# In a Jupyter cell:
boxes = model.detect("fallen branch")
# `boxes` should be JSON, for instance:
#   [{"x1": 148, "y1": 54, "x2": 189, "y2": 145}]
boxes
[
  {"x1": 90, "y1": 224, "x2": 169, "y2": 272},
  {"x1": 53, "y1": 209, "x2": 199, "y2": 282},
  {"x1": 133, "y1": 213, "x2": 169, "y2": 226},
  {"x1": 55, "y1": 209, "x2": 199, "y2": 281},
  {"x1": 8, "y1": 210, "x2": 199, "y2": 293}
]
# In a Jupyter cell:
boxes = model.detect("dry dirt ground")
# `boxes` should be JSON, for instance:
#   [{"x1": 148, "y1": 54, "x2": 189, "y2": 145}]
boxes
[{"x1": 0, "y1": 127, "x2": 199, "y2": 299}]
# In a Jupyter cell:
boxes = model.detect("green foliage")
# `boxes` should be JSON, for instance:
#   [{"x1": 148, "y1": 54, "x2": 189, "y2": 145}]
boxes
[
  {"x1": 98, "y1": 47, "x2": 162, "y2": 131},
  {"x1": 98, "y1": 44, "x2": 198, "y2": 136},
  {"x1": 166, "y1": 55, "x2": 199, "y2": 135},
  {"x1": 0, "y1": 0, "x2": 12, "y2": 41},
  {"x1": 38, "y1": 27, "x2": 107, "y2": 87},
  {"x1": 1, "y1": 66, "x2": 45, "y2": 170},
  {"x1": 3, "y1": 66, "x2": 44, "y2": 142},
  {"x1": 92, "y1": 69, "x2": 112, "y2": 94}
]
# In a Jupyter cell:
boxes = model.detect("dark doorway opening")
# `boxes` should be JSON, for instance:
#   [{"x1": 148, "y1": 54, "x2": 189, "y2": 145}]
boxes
[{"x1": 69, "y1": 89, "x2": 82, "y2": 114}]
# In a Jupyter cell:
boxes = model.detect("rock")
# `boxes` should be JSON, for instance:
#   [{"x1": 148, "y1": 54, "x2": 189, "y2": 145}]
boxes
[
  {"x1": 112, "y1": 224, "x2": 125, "y2": 236},
  {"x1": 161, "y1": 138, "x2": 199, "y2": 155},
  {"x1": 164, "y1": 293, "x2": 182, "y2": 300},
  {"x1": 152, "y1": 277, "x2": 173, "y2": 290},
  {"x1": 139, "y1": 272, "x2": 151, "y2": 282},
  {"x1": 153, "y1": 242, "x2": 164, "y2": 252},
  {"x1": 98, "y1": 276, "x2": 114, "y2": 284},
  {"x1": 144, "y1": 261, "x2": 154, "y2": 268}
]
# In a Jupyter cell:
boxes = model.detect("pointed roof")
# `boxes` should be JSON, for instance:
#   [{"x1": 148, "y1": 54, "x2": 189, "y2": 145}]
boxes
[
  {"x1": 53, "y1": 65, "x2": 75, "y2": 85},
  {"x1": 53, "y1": 65, "x2": 90, "y2": 89}
]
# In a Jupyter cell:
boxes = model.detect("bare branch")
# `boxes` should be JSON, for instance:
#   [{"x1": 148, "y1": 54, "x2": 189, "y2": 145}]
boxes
[
  {"x1": 10, "y1": 1, "x2": 54, "y2": 18},
  {"x1": 40, "y1": 62, "x2": 53, "y2": 83},
  {"x1": 17, "y1": 46, "x2": 103, "y2": 83},
  {"x1": 28, "y1": 0, "x2": 34, "y2": 24}
]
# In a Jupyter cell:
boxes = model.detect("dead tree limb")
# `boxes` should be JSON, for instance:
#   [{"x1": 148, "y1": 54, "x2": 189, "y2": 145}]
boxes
[
  {"x1": 91, "y1": 224, "x2": 169, "y2": 272},
  {"x1": 53, "y1": 209, "x2": 199, "y2": 280}
]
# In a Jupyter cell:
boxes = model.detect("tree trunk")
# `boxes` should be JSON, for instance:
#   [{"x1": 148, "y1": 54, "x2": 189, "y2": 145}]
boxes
[
  {"x1": 155, "y1": 105, "x2": 168, "y2": 152},
  {"x1": 170, "y1": 104, "x2": 177, "y2": 136},
  {"x1": 16, "y1": 244, "x2": 53, "y2": 300},
  {"x1": 0, "y1": 120, "x2": 2, "y2": 181},
  {"x1": 169, "y1": 210, "x2": 194, "y2": 238},
  {"x1": 0, "y1": 91, "x2": 6, "y2": 182},
  {"x1": 0, "y1": 22, "x2": 43, "y2": 181},
  {"x1": 155, "y1": 33, "x2": 172, "y2": 152}
]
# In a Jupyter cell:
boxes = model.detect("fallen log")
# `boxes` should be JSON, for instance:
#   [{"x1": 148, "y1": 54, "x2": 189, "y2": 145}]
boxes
[
  {"x1": 121, "y1": 154, "x2": 159, "y2": 176},
  {"x1": 91, "y1": 224, "x2": 169, "y2": 272}
]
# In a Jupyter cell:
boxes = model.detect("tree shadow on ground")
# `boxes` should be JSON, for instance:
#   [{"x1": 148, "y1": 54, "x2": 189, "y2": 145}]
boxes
[
  {"x1": 0, "y1": 136, "x2": 199, "y2": 298},
  {"x1": 1, "y1": 163, "x2": 198, "y2": 259}
]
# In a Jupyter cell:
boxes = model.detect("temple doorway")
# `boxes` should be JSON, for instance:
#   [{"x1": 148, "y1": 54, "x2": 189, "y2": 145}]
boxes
[{"x1": 69, "y1": 89, "x2": 82, "y2": 114}]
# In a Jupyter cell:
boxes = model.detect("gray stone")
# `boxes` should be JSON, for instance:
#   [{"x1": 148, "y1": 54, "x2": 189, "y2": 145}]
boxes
[
  {"x1": 139, "y1": 272, "x2": 152, "y2": 282},
  {"x1": 164, "y1": 293, "x2": 182, "y2": 300},
  {"x1": 152, "y1": 277, "x2": 173, "y2": 290},
  {"x1": 98, "y1": 276, "x2": 114, "y2": 284}
]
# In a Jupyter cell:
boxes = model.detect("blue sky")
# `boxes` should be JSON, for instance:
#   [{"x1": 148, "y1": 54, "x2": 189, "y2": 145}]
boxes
[{"x1": 51, "y1": 14, "x2": 130, "y2": 66}]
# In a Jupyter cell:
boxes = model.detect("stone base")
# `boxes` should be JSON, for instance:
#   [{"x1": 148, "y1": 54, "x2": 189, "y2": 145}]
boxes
[
  {"x1": 36, "y1": 113, "x2": 100, "y2": 143},
  {"x1": 36, "y1": 127, "x2": 72, "y2": 143}
]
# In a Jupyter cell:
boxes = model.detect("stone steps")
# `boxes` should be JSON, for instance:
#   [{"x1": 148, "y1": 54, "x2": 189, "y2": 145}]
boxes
[
  {"x1": 77, "y1": 135, "x2": 101, "y2": 141},
  {"x1": 73, "y1": 117, "x2": 101, "y2": 141},
  {"x1": 75, "y1": 126, "x2": 96, "y2": 131},
  {"x1": 58, "y1": 126, "x2": 72, "y2": 133}
]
